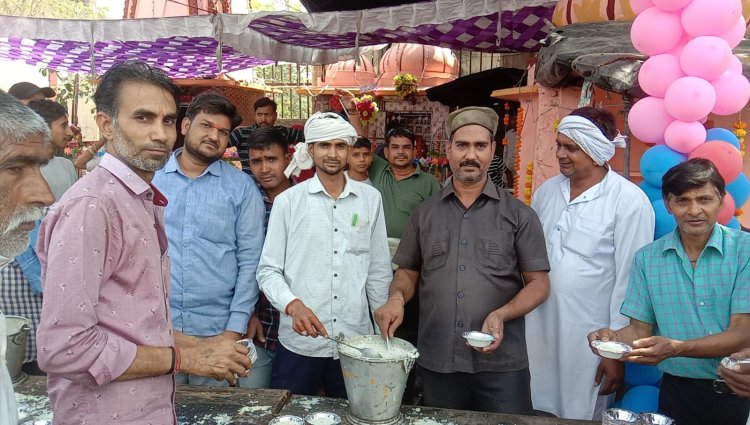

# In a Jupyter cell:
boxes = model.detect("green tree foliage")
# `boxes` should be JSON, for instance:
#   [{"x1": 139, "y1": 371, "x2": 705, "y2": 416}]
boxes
[{"x1": 0, "y1": 0, "x2": 107, "y2": 19}]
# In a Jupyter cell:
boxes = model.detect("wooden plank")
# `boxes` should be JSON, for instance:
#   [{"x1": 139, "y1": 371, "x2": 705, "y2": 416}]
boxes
[
  {"x1": 491, "y1": 85, "x2": 539, "y2": 101},
  {"x1": 278, "y1": 395, "x2": 598, "y2": 425},
  {"x1": 14, "y1": 375, "x2": 290, "y2": 424}
]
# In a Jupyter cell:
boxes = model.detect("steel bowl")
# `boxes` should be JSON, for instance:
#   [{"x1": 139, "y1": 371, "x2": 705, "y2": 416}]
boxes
[
  {"x1": 462, "y1": 331, "x2": 495, "y2": 348},
  {"x1": 640, "y1": 413, "x2": 675, "y2": 425},
  {"x1": 304, "y1": 411, "x2": 341, "y2": 425},
  {"x1": 602, "y1": 408, "x2": 640, "y2": 425},
  {"x1": 720, "y1": 356, "x2": 750, "y2": 369},
  {"x1": 269, "y1": 415, "x2": 305, "y2": 425},
  {"x1": 591, "y1": 340, "x2": 632, "y2": 360}
]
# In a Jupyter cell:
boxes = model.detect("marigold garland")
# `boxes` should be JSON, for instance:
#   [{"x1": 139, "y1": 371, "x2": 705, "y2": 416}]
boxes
[
  {"x1": 394, "y1": 73, "x2": 419, "y2": 102},
  {"x1": 524, "y1": 162, "x2": 533, "y2": 205},
  {"x1": 733, "y1": 120, "x2": 746, "y2": 157},
  {"x1": 513, "y1": 107, "x2": 525, "y2": 198}
]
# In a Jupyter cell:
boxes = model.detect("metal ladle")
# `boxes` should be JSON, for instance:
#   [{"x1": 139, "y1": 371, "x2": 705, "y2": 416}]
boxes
[{"x1": 322, "y1": 334, "x2": 382, "y2": 359}]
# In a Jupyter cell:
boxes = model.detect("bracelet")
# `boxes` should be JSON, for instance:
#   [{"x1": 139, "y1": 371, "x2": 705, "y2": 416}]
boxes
[
  {"x1": 167, "y1": 346, "x2": 176, "y2": 375},
  {"x1": 174, "y1": 346, "x2": 182, "y2": 374},
  {"x1": 388, "y1": 296, "x2": 405, "y2": 305}
]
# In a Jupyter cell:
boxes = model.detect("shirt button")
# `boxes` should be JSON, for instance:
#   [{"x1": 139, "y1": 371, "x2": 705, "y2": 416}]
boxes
[
  {"x1": 182, "y1": 243, "x2": 188, "y2": 247},
  {"x1": 457, "y1": 321, "x2": 464, "y2": 328},
  {"x1": 183, "y1": 266, "x2": 188, "y2": 270},
  {"x1": 463, "y1": 214, "x2": 469, "y2": 219},
  {"x1": 461, "y1": 240, "x2": 467, "y2": 245},
  {"x1": 457, "y1": 292, "x2": 464, "y2": 298},
  {"x1": 708, "y1": 331, "x2": 713, "y2": 335},
  {"x1": 334, "y1": 250, "x2": 338, "y2": 254},
  {"x1": 333, "y1": 205, "x2": 337, "y2": 209},
  {"x1": 184, "y1": 224, "x2": 189, "y2": 228},
  {"x1": 459, "y1": 265, "x2": 465, "y2": 271},
  {"x1": 333, "y1": 318, "x2": 337, "y2": 322},
  {"x1": 334, "y1": 296, "x2": 338, "y2": 299},
  {"x1": 334, "y1": 273, "x2": 338, "y2": 277},
  {"x1": 334, "y1": 228, "x2": 338, "y2": 232},
  {"x1": 699, "y1": 301, "x2": 705, "y2": 306},
  {"x1": 186, "y1": 202, "x2": 191, "y2": 207}
]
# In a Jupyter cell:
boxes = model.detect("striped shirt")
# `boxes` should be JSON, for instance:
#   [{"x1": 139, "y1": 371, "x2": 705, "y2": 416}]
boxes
[{"x1": 621, "y1": 225, "x2": 750, "y2": 379}]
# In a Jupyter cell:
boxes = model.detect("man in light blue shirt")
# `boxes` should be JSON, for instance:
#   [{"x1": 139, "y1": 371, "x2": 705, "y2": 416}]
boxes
[{"x1": 153, "y1": 91, "x2": 265, "y2": 386}]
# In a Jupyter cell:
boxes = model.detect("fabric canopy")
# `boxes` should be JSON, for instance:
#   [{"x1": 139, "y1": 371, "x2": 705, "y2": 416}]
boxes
[{"x1": 0, "y1": 0, "x2": 556, "y2": 78}]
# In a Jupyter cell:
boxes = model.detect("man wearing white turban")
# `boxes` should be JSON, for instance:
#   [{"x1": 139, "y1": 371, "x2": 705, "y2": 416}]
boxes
[
  {"x1": 526, "y1": 107, "x2": 655, "y2": 419},
  {"x1": 257, "y1": 112, "x2": 392, "y2": 397}
]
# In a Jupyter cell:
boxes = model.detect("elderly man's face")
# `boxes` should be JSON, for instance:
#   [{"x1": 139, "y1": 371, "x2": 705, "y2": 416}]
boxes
[{"x1": 0, "y1": 133, "x2": 54, "y2": 257}]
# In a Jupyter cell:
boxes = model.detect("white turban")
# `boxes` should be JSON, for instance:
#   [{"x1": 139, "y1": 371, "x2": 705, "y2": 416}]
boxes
[
  {"x1": 558, "y1": 115, "x2": 628, "y2": 166},
  {"x1": 284, "y1": 112, "x2": 358, "y2": 178}
]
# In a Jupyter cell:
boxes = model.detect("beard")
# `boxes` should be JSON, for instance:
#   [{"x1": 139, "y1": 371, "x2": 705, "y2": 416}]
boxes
[
  {"x1": 453, "y1": 159, "x2": 486, "y2": 184},
  {"x1": 0, "y1": 206, "x2": 45, "y2": 258},
  {"x1": 109, "y1": 125, "x2": 170, "y2": 172},
  {"x1": 184, "y1": 136, "x2": 223, "y2": 165}
]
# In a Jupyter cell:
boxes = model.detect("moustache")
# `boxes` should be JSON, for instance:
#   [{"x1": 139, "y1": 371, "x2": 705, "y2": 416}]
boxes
[
  {"x1": 459, "y1": 160, "x2": 481, "y2": 168},
  {"x1": 2, "y1": 207, "x2": 45, "y2": 235}
]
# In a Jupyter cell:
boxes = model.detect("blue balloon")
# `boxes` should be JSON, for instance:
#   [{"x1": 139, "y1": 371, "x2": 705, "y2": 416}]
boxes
[
  {"x1": 652, "y1": 199, "x2": 677, "y2": 239},
  {"x1": 727, "y1": 173, "x2": 750, "y2": 208},
  {"x1": 639, "y1": 181, "x2": 662, "y2": 202},
  {"x1": 706, "y1": 128, "x2": 741, "y2": 150},
  {"x1": 625, "y1": 363, "x2": 663, "y2": 388},
  {"x1": 640, "y1": 145, "x2": 687, "y2": 187},
  {"x1": 621, "y1": 385, "x2": 660, "y2": 413},
  {"x1": 727, "y1": 217, "x2": 741, "y2": 230}
]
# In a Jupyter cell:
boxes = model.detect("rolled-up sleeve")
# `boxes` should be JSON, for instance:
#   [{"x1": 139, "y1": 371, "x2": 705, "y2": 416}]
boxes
[{"x1": 36, "y1": 197, "x2": 136, "y2": 386}]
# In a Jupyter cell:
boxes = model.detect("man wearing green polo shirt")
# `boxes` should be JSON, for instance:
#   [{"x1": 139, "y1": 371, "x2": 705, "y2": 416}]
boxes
[
  {"x1": 588, "y1": 158, "x2": 750, "y2": 425},
  {"x1": 369, "y1": 126, "x2": 439, "y2": 239}
]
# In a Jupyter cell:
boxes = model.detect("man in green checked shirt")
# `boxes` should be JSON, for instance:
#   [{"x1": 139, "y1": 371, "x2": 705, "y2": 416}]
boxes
[{"x1": 588, "y1": 158, "x2": 750, "y2": 425}]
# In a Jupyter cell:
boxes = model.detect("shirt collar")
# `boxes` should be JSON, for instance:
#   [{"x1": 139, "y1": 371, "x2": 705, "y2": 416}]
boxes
[
  {"x1": 559, "y1": 166, "x2": 613, "y2": 205},
  {"x1": 99, "y1": 153, "x2": 153, "y2": 198},
  {"x1": 663, "y1": 224, "x2": 724, "y2": 257},
  {"x1": 164, "y1": 148, "x2": 222, "y2": 177},
  {"x1": 440, "y1": 176, "x2": 502, "y2": 201},
  {"x1": 387, "y1": 162, "x2": 423, "y2": 179},
  {"x1": 308, "y1": 172, "x2": 359, "y2": 199}
]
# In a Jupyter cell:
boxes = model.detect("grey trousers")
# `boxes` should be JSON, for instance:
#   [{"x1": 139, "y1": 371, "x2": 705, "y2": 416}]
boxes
[{"x1": 420, "y1": 366, "x2": 534, "y2": 414}]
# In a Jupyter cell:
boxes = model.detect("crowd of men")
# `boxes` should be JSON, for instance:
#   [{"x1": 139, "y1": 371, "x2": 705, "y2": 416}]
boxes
[{"x1": 0, "y1": 60, "x2": 749, "y2": 425}]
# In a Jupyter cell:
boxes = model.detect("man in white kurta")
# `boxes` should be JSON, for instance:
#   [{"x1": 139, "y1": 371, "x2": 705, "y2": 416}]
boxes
[{"x1": 526, "y1": 109, "x2": 655, "y2": 420}]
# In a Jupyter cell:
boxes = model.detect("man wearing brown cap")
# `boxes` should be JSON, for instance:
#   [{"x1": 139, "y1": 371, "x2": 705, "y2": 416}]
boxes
[
  {"x1": 7, "y1": 82, "x2": 56, "y2": 105},
  {"x1": 375, "y1": 106, "x2": 551, "y2": 414}
]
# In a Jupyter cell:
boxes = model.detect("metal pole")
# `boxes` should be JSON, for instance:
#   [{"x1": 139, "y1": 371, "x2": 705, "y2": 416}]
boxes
[{"x1": 622, "y1": 95, "x2": 633, "y2": 180}]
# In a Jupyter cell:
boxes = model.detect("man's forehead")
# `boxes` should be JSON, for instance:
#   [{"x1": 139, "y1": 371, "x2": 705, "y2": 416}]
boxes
[
  {"x1": 0, "y1": 133, "x2": 48, "y2": 162},
  {"x1": 452, "y1": 124, "x2": 492, "y2": 141},
  {"x1": 118, "y1": 81, "x2": 177, "y2": 113},
  {"x1": 673, "y1": 185, "x2": 721, "y2": 198}
]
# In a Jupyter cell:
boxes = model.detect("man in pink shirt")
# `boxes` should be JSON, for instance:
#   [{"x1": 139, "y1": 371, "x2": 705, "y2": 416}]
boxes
[{"x1": 36, "y1": 61, "x2": 251, "y2": 425}]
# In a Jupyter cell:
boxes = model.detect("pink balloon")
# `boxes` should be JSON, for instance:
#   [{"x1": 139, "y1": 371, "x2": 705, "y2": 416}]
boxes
[
  {"x1": 639, "y1": 54, "x2": 685, "y2": 98},
  {"x1": 631, "y1": 8, "x2": 684, "y2": 55},
  {"x1": 629, "y1": 97, "x2": 674, "y2": 143},
  {"x1": 718, "y1": 193, "x2": 736, "y2": 225},
  {"x1": 680, "y1": 37, "x2": 734, "y2": 81},
  {"x1": 711, "y1": 71, "x2": 750, "y2": 115},
  {"x1": 664, "y1": 120, "x2": 707, "y2": 153},
  {"x1": 631, "y1": 0, "x2": 655, "y2": 15},
  {"x1": 699, "y1": 115, "x2": 708, "y2": 124},
  {"x1": 664, "y1": 76, "x2": 717, "y2": 121},
  {"x1": 689, "y1": 141, "x2": 744, "y2": 182},
  {"x1": 728, "y1": 55, "x2": 743, "y2": 74},
  {"x1": 681, "y1": 0, "x2": 743, "y2": 37},
  {"x1": 652, "y1": 0, "x2": 691, "y2": 12},
  {"x1": 720, "y1": 16, "x2": 748, "y2": 48}
]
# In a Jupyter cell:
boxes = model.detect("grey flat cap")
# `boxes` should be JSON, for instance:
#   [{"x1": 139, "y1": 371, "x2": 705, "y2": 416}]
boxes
[{"x1": 446, "y1": 106, "x2": 499, "y2": 137}]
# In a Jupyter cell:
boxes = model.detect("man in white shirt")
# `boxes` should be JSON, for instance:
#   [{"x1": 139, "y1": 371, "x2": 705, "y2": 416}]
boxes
[
  {"x1": 257, "y1": 112, "x2": 392, "y2": 397},
  {"x1": 527, "y1": 107, "x2": 655, "y2": 420},
  {"x1": 27, "y1": 100, "x2": 77, "y2": 201},
  {"x1": 0, "y1": 91, "x2": 55, "y2": 425}
]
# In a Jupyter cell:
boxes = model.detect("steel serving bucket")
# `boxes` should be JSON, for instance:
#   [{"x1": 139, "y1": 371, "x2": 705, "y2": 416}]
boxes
[
  {"x1": 337, "y1": 335, "x2": 418, "y2": 425},
  {"x1": 5, "y1": 315, "x2": 31, "y2": 384}
]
